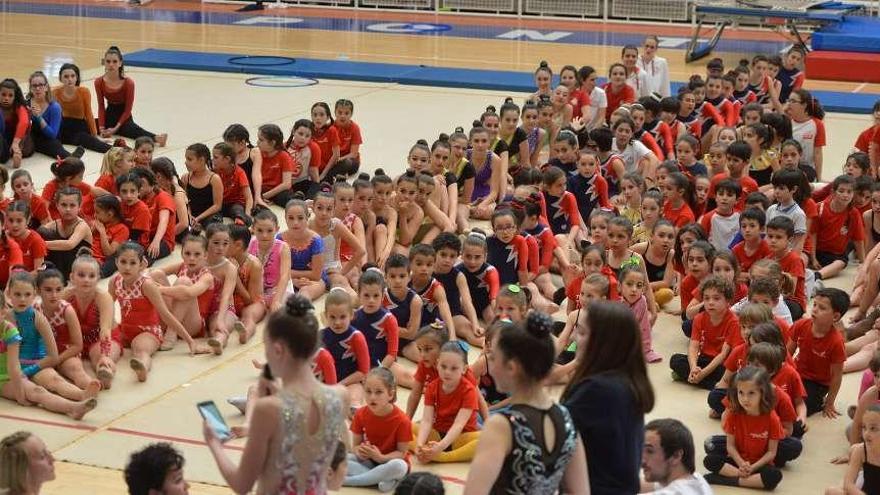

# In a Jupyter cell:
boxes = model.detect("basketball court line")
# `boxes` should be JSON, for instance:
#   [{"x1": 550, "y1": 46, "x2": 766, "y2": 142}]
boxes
[{"x1": 5, "y1": 0, "x2": 789, "y2": 53}]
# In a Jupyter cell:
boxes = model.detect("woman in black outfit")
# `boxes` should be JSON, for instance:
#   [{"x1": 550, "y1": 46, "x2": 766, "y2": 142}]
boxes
[
  {"x1": 464, "y1": 316, "x2": 589, "y2": 494},
  {"x1": 561, "y1": 301, "x2": 656, "y2": 495}
]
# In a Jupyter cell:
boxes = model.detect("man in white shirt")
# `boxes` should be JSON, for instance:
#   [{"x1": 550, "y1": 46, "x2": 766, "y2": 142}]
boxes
[{"x1": 640, "y1": 419, "x2": 714, "y2": 494}]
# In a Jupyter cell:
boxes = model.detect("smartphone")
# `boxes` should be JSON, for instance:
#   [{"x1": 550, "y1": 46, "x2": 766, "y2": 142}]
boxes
[
  {"x1": 197, "y1": 400, "x2": 231, "y2": 441},
  {"x1": 262, "y1": 364, "x2": 273, "y2": 381}
]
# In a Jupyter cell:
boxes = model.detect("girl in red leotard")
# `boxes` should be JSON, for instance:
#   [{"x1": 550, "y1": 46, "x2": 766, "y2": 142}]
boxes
[
  {"x1": 110, "y1": 242, "x2": 209, "y2": 382},
  {"x1": 36, "y1": 266, "x2": 101, "y2": 396},
  {"x1": 66, "y1": 251, "x2": 122, "y2": 390},
  {"x1": 151, "y1": 235, "x2": 219, "y2": 353}
]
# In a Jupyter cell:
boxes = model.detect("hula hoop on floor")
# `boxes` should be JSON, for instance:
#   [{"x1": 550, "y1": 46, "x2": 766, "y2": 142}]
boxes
[
  {"x1": 245, "y1": 76, "x2": 319, "y2": 88},
  {"x1": 228, "y1": 56, "x2": 296, "y2": 67}
]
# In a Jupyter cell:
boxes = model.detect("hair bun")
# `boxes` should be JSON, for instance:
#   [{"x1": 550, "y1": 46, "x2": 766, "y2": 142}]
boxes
[
  {"x1": 485, "y1": 105, "x2": 496, "y2": 113},
  {"x1": 504, "y1": 97, "x2": 514, "y2": 104},
  {"x1": 374, "y1": 168, "x2": 386, "y2": 177},
  {"x1": 526, "y1": 312, "x2": 553, "y2": 338},
  {"x1": 416, "y1": 139, "x2": 428, "y2": 146},
  {"x1": 539, "y1": 60, "x2": 549, "y2": 68},
  {"x1": 285, "y1": 294, "x2": 313, "y2": 317},
  {"x1": 438, "y1": 132, "x2": 449, "y2": 142},
  {"x1": 454, "y1": 126, "x2": 464, "y2": 134},
  {"x1": 357, "y1": 172, "x2": 370, "y2": 182}
]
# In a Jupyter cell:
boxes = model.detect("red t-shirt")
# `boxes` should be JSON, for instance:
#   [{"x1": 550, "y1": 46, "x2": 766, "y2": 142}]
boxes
[
  {"x1": 121, "y1": 200, "x2": 152, "y2": 247},
  {"x1": 145, "y1": 190, "x2": 177, "y2": 249},
  {"x1": 11, "y1": 230, "x2": 46, "y2": 272},
  {"x1": 691, "y1": 309, "x2": 741, "y2": 358},
  {"x1": 42, "y1": 181, "x2": 95, "y2": 221},
  {"x1": 724, "y1": 343, "x2": 749, "y2": 372},
  {"x1": 774, "y1": 251, "x2": 806, "y2": 310},
  {"x1": 723, "y1": 410, "x2": 784, "y2": 464},
  {"x1": 92, "y1": 221, "x2": 129, "y2": 263},
  {"x1": 708, "y1": 173, "x2": 759, "y2": 212},
  {"x1": 680, "y1": 274, "x2": 701, "y2": 311},
  {"x1": 722, "y1": 386, "x2": 797, "y2": 425},
  {"x1": 663, "y1": 201, "x2": 695, "y2": 229},
  {"x1": 855, "y1": 125, "x2": 880, "y2": 153},
  {"x1": 414, "y1": 361, "x2": 477, "y2": 388},
  {"x1": 260, "y1": 150, "x2": 295, "y2": 191},
  {"x1": 313, "y1": 347, "x2": 337, "y2": 385},
  {"x1": 773, "y1": 362, "x2": 807, "y2": 401},
  {"x1": 801, "y1": 198, "x2": 819, "y2": 254},
  {"x1": 791, "y1": 319, "x2": 845, "y2": 386},
  {"x1": 424, "y1": 377, "x2": 479, "y2": 433},
  {"x1": 602, "y1": 83, "x2": 636, "y2": 124},
  {"x1": 350, "y1": 406, "x2": 413, "y2": 468},
  {"x1": 0, "y1": 238, "x2": 23, "y2": 288},
  {"x1": 312, "y1": 124, "x2": 341, "y2": 170},
  {"x1": 813, "y1": 199, "x2": 866, "y2": 255},
  {"x1": 732, "y1": 239, "x2": 771, "y2": 274},
  {"x1": 569, "y1": 88, "x2": 591, "y2": 119},
  {"x1": 332, "y1": 121, "x2": 363, "y2": 159},
  {"x1": 95, "y1": 173, "x2": 117, "y2": 196},
  {"x1": 22, "y1": 195, "x2": 50, "y2": 227},
  {"x1": 219, "y1": 165, "x2": 249, "y2": 206}
]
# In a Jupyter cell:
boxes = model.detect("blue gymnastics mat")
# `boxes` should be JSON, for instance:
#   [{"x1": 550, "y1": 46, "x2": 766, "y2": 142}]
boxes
[
  {"x1": 125, "y1": 49, "x2": 880, "y2": 114},
  {"x1": 812, "y1": 16, "x2": 880, "y2": 53}
]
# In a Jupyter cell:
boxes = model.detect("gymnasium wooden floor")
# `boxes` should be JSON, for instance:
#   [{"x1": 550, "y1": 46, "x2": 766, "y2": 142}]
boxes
[{"x1": 0, "y1": 2, "x2": 878, "y2": 494}]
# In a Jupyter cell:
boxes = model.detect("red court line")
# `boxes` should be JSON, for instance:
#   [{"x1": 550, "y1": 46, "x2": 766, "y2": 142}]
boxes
[
  {"x1": 0, "y1": 412, "x2": 468, "y2": 485},
  {"x1": 21, "y1": 0, "x2": 785, "y2": 42},
  {"x1": 106, "y1": 427, "x2": 245, "y2": 452},
  {"x1": 0, "y1": 413, "x2": 98, "y2": 431}
]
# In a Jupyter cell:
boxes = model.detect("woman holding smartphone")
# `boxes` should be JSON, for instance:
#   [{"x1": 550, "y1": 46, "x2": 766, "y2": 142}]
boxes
[{"x1": 203, "y1": 294, "x2": 350, "y2": 494}]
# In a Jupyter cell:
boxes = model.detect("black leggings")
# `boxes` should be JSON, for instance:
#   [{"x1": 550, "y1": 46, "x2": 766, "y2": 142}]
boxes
[
  {"x1": 30, "y1": 127, "x2": 69, "y2": 160},
  {"x1": 268, "y1": 189, "x2": 296, "y2": 208},
  {"x1": 222, "y1": 203, "x2": 251, "y2": 226},
  {"x1": 321, "y1": 157, "x2": 359, "y2": 180},
  {"x1": 59, "y1": 118, "x2": 111, "y2": 153},
  {"x1": 1, "y1": 129, "x2": 34, "y2": 163},
  {"x1": 104, "y1": 103, "x2": 156, "y2": 140},
  {"x1": 670, "y1": 353, "x2": 725, "y2": 390}
]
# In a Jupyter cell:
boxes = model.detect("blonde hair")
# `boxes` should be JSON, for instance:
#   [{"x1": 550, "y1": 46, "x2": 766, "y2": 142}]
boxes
[
  {"x1": 0, "y1": 432, "x2": 32, "y2": 494},
  {"x1": 99, "y1": 147, "x2": 127, "y2": 176},
  {"x1": 737, "y1": 303, "x2": 773, "y2": 327}
]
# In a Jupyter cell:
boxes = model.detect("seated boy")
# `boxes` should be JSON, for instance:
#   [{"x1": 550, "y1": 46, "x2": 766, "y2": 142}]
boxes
[
  {"x1": 811, "y1": 175, "x2": 866, "y2": 282},
  {"x1": 765, "y1": 216, "x2": 807, "y2": 321},
  {"x1": 700, "y1": 178, "x2": 741, "y2": 251}
]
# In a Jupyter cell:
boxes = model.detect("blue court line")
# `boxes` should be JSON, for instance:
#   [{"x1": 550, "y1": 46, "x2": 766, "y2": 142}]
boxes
[
  {"x1": 125, "y1": 48, "x2": 879, "y2": 114},
  {"x1": 2, "y1": 1, "x2": 788, "y2": 54}
]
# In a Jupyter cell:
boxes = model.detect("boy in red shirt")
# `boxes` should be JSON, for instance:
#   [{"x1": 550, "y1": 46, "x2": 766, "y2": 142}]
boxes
[
  {"x1": 731, "y1": 208, "x2": 769, "y2": 274},
  {"x1": 787, "y1": 287, "x2": 847, "y2": 418},
  {"x1": 810, "y1": 175, "x2": 866, "y2": 282},
  {"x1": 671, "y1": 275, "x2": 742, "y2": 390},
  {"x1": 708, "y1": 141, "x2": 758, "y2": 212},
  {"x1": 765, "y1": 216, "x2": 806, "y2": 321},
  {"x1": 132, "y1": 168, "x2": 176, "y2": 261},
  {"x1": 117, "y1": 173, "x2": 152, "y2": 248}
]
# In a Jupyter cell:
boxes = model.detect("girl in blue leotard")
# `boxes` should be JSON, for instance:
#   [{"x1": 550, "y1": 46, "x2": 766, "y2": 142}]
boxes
[
  {"x1": 10, "y1": 271, "x2": 100, "y2": 402},
  {"x1": 277, "y1": 198, "x2": 325, "y2": 301}
]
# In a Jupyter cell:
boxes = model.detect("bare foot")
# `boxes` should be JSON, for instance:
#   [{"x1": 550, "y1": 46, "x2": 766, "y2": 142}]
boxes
[
  {"x1": 208, "y1": 337, "x2": 223, "y2": 356},
  {"x1": 82, "y1": 380, "x2": 102, "y2": 399},
  {"x1": 160, "y1": 332, "x2": 177, "y2": 351},
  {"x1": 68, "y1": 398, "x2": 98, "y2": 420},
  {"x1": 96, "y1": 363, "x2": 114, "y2": 390},
  {"x1": 155, "y1": 133, "x2": 168, "y2": 147},
  {"x1": 234, "y1": 321, "x2": 247, "y2": 344},
  {"x1": 130, "y1": 358, "x2": 148, "y2": 382}
]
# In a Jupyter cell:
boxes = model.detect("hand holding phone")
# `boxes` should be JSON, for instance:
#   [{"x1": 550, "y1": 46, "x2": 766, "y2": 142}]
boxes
[{"x1": 198, "y1": 400, "x2": 231, "y2": 442}]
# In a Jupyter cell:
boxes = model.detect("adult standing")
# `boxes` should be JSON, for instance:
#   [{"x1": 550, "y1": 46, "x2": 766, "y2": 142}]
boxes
[
  {"x1": 95, "y1": 46, "x2": 167, "y2": 146},
  {"x1": 203, "y1": 295, "x2": 349, "y2": 494},
  {"x1": 787, "y1": 88, "x2": 826, "y2": 179},
  {"x1": 640, "y1": 418, "x2": 713, "y2": 494},
  {"x1": 637, "y1": 36, "x2": 671, "y2": 97},
  {"x1": 464, "y1": 315, "x2": 590, "y2": 494},
  {"x1": 562, "y1": 301, "x2": 656, "y2": 495},
  {"x1": 0, "y1": 431, "x2": 56, "y2": 495}
]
